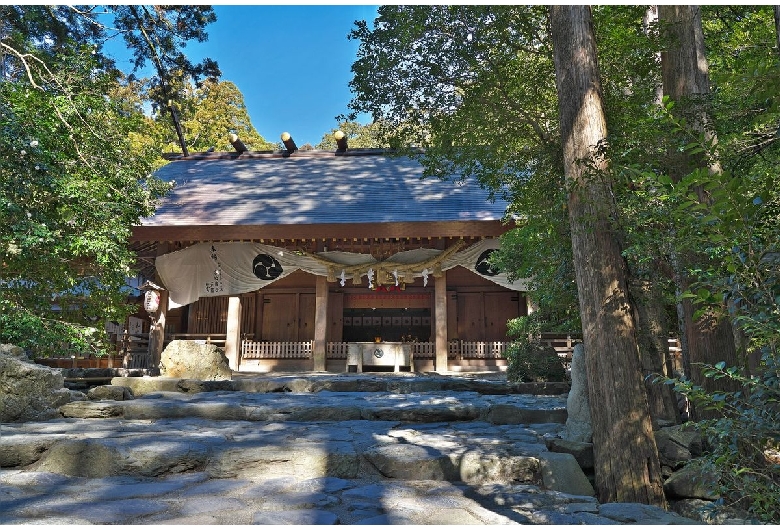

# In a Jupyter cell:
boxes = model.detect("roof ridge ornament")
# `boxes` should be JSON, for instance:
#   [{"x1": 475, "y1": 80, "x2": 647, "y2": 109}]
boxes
[
  {"x1": 281, "y1": 132, "x2": 298, "y2": 157},
  {"x1": 334, "y1": 130, "x2": 348, "y2": 153},
  {"x1": 229, "y1": 133, "x2": 248, "y2": 154}
]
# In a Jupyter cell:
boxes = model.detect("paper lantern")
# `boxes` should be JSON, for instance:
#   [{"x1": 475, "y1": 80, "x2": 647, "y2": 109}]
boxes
[{"x1": 143, "y1": 290, "x2": 160, "y2": 313}]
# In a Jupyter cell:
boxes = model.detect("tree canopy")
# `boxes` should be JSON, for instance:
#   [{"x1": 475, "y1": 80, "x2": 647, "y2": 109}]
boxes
[
  {"x1": 159, "y1": 79, "x2": 274, "y2": 153},
  {"x1": 0, "y1": 5, "x2": 224, "y2": 355},
  {"x1": 347, "y1": 5, "x2": 780, "y2": 519},
  {"x1": 315, "y1": 121, "x2": 388, "y2": 150}
]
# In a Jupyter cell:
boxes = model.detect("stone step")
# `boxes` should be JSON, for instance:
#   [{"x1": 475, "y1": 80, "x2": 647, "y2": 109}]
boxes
[
  {"x1": 0, "y1": 369, "x2": 706, "y2": 525},
  {"x1": 1, "y1": 416, "x2": 579, "y2": 491},
  {"x1": 107, "y1": 373, "x2": 570, "y2": 397},
  {"x1": 58, "y1": 388, "x2": 568, "y2": 424}
]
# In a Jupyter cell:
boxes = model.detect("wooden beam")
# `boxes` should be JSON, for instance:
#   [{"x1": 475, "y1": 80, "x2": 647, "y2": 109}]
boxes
[
  {"x1": 434, "y1": 273, "x2": 448, "y2": 372},
  {"x1": 130, "y1": 220, "x2": 513, "y2": 243},
  {"x1": 225, "y1": 296, "x2": 242, "y2": 371},
  {"x1": 313, "y1": 276, "x2": 329, "y2": 371}
]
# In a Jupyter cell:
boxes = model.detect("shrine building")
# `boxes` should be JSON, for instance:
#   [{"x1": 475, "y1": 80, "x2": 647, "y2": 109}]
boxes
[{"x1": 129, "y1": 142, "x2": 530, "y2": 373}]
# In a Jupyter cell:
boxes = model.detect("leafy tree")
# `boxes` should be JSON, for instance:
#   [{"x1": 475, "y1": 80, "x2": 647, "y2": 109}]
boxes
[
  {"x1": 346, "y1": 4, "x2": 780, "y2": 514},
  {"x1": 549, "y1": 5, "x2": 666, "y2": 506},
  {"x1": 0, "y1": 43, "x2": 170, "y2": 356},
  {"x1": 657, "y1": 5, "x2": 742, "y2": 418},
  {"x1": 315, "y1": 121, "x2": 388, "y2": 150},
  {"x1": 347, "y1": 4, "x2": 572, "y2": 326},
  {"x1": 159, "y1": 79, "x2": 274, "y2": 153},
  {"x1": 0, "y1": 5, "x2": 218, "y2": 355},
  {"x1": 107, "y1": 5, "x2": 221, "y2": 156}
]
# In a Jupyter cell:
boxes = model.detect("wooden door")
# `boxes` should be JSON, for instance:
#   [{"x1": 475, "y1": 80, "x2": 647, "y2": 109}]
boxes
[
  {"x1": 261, "y1": 293, "x2": 298, "y2": 341},
  {"x1": 484, "y1": 292, "x2": 520, "y2": 341},
  {"x1": 457, "y1": 292, "x2": 484, "y2": 342},
  {"x1": 299, "y1": 293, "x2": 316, "y2": 341},
  {"x1": 328, "y1": 292, "x2": 344, "y2": 342},
  {"x1": 188, "y1": 297, "x2": 228, "y2": 334}
]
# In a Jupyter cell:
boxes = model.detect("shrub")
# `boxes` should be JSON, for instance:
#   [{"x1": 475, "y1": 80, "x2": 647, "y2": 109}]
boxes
[
  {"x1": 0, "y1": 304, "x2": 109, "y2": 358},
  {"x1": 505, "y1": 315, "x2": 567, "y2": 383},
  {"x1": 659, "y1": 354, "x2": 780, "y2": 523}
]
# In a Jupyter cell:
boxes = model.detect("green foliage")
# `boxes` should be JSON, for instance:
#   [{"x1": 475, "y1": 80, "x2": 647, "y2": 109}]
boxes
[
  {"x1": 348, "y1": 4, "x2": 780, "y2": 515},
  {"x1": 347, "y1": 6, "x2": 576, "y2": 329},
  {"x1": 0, "y1": 39, "x2": 170, "y2": 357},
  {"x1": 493, "y1": 223, "x2": 580, "y2": 333},
  {"x1": 657, "y1": 356, "x2": 780, "y2": 522},
  {"x1": 108, "y1": 5, "x2": 221, "y2": 107},
  {"x1": 0, "y1": 5, "x2": 225, "y2": 356},
  {"x1": 315, "y1": 121, "x2": 388, "y2": 150},
  {"x1": 0, "y1": 306, "x2": 108, "y2": 358},
  {"x1": 504, "y1": 315, "x2": 567, "y2": 383},
  {"x1": 159, "y1": 79, "x2": 273, "y2": 153}
]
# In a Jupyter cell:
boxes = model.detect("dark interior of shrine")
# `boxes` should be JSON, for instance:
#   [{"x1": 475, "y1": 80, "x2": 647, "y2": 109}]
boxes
[{"x1": 341, "y1": 308, "x2": 431, "y2": 343}]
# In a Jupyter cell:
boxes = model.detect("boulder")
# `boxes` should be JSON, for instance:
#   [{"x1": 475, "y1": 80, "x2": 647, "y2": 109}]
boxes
[
  {"x1": 88, "y1": 385, "x2": 135, "y2": 401},
  {"x1": 545, "y1": 437, "x2": 594, "y2": 469},
  {"x1": 160, "y1": 340, "x2": 232, "y2": 380},
  {"x1": 111, "y1": 376, "x2": 183, "y2": 396},
  {"x1": 539, "y1": 452, "x2": 595, "y2": 496},
  {"x1": 663, "y1": 464, "x2": 720, "y2": 500},
  {"x1": 0, "y1": 344, "x2": 74, "y2": 422},
  {"x1": 561, "y1": 343, "x2": 592, "y2": 443},
  {"x1": 671, "y1": 498, "x2": 757, "y2": 525},
  {"x1": 487, "y1": 403, "x2": 567, "y2": 425},
  {"x1": 0, "y1": 343, "x2": 27, "y2": 359},
  {"x1": 654, "y1": 424, "x2": 702, "y2": 469}
]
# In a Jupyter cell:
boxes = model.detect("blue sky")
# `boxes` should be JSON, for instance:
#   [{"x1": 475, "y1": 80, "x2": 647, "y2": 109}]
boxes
[{"x1": 107, "y1": 5, "x2": 379, "y2": 148}]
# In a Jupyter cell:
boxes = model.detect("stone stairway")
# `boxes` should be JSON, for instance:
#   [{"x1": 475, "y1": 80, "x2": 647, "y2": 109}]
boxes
[{"x1": 0, "y1": 372, "x2": 697, "y2": 524}]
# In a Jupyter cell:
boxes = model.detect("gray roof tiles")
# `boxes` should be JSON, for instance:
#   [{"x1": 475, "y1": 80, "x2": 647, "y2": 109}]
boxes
[{"x1": 142, "y1": 151, "x2": 507, "y2": 227}]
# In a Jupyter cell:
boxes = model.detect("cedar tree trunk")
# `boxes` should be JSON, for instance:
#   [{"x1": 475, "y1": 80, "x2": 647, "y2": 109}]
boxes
[
  {"x1": 549, "y1": 5, "x2": 666, "y2": 507},
  {"x1": 659, "y1": 5, "x2": 741, "y2": 420}
]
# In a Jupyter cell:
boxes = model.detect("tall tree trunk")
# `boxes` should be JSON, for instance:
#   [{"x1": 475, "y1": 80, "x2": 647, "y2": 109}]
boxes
[
  {"x1": 633, "y1": 5, "x2": 683, "y2": 426},
  {"x1": 549, "y1": 5, "x2": 666, "y2": 507},
  {"x1": 631, "y1": 277, "x2": 681, "y2": 425},
  {"x1": 659, "y1": 5, "x2": 741, "y2": 420},
  {"x1": 774, "y1": 6, "x2": 780, "y2": 53}
]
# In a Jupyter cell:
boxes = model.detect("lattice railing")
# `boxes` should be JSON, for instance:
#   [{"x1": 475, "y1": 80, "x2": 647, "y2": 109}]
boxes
[{"x1": 241, "y1": 340, "x2": 312, "y2": 359}]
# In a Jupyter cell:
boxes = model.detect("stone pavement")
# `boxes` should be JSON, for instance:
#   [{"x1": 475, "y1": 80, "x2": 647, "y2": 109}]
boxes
[{"x1": 0, "y1": 372, "x2": 699, "y2": 525}]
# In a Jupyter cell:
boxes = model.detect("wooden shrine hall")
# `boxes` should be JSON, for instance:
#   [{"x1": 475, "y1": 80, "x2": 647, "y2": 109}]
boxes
[{"x1": 129, "y1": 144, "x2": 530, "y2": 373}]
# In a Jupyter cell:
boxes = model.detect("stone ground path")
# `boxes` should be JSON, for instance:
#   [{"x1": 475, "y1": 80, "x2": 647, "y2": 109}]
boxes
[{"x1": 0, "y1": 372, "x2": 698, "y2": 525}]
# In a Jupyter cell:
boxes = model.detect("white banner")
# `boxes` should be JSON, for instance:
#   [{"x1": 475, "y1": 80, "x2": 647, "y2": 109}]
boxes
[{"x1": 155, "y1": 240, "x2": 527, "y2": 309}]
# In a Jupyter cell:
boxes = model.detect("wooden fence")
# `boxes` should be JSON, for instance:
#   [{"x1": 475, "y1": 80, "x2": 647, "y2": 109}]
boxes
[
  {"x1": 238, "y1": 335, "x2": 583, "y2": 362},
  {"x1": 242, "y1": 340, "x2": 313, "y2": 359},
  {"x1": 34, "y1": 330, "x2": 681, "y2": 371}
]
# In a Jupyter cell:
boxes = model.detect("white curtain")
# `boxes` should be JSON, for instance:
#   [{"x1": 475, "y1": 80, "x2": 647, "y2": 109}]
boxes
[{"x1": 156, "y1": 240, "x2": 527, "y2": 309}]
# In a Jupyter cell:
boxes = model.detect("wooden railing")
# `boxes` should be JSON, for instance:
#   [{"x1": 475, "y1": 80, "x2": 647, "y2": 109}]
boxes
[
  {"x1": 242, "y1": 340, "x2": 313, "y2": 359},
  {"x1": 327, "y1": 342, "x2": 350, "y2": 360},
  {"x1": 116, "y1": 331, "x2": 151, "y2": 369},
  {"x1": 225, "y1": 335, "x2": 684, "y2": 367},
  {"x1": 168, "y1": 333, "x2": 228, "y2": 347}
]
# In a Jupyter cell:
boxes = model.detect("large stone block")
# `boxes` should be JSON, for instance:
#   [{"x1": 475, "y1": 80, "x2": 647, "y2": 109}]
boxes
[
  {"x1": 33, "y1": 439, "x2": 123, "y2": 477},
  {"x1": 654, "y1": 424, "x2": 703, "y2": 468},
  {"x1": 545, "y1": 437, "x2": 594, "y2": 469},
  {"x1": 663, "y1": 464, "x2": 720, "y2": 500},
  {"x1": 539, "y1": 452, "x2": 595, "y2": 496},
  {"x1": 0, "y1": 344, "x2": 71, "y2": 422},
  {"x1": 562, "y1": 343, "x2": 592, "y2": 443},
  {"x1": 160, "y1": 340, "x2": 232, "y2": 380},
  {"x1": 87, "y1": 385, "x2": 135, "y2": 401}
]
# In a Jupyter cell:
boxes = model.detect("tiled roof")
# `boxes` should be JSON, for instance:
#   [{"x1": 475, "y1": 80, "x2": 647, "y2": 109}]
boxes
[{"x1": 141, "y1": 150, "x2": 508, "y2": 227}]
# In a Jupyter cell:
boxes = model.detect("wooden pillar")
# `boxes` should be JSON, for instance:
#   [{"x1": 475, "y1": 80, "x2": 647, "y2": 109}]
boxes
[
  {"x1": 313, "y1": 275, "x2": 329, "y2": 371},
  {"x1": 149, "y1": 290, "x2": 168, "y2": 371},
  {"x1": 225, "y1": 296, "x2": 242, "y2": 371},
  {"x1": 434, "y1": 272, "x2": 448, "y2": 372}
]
